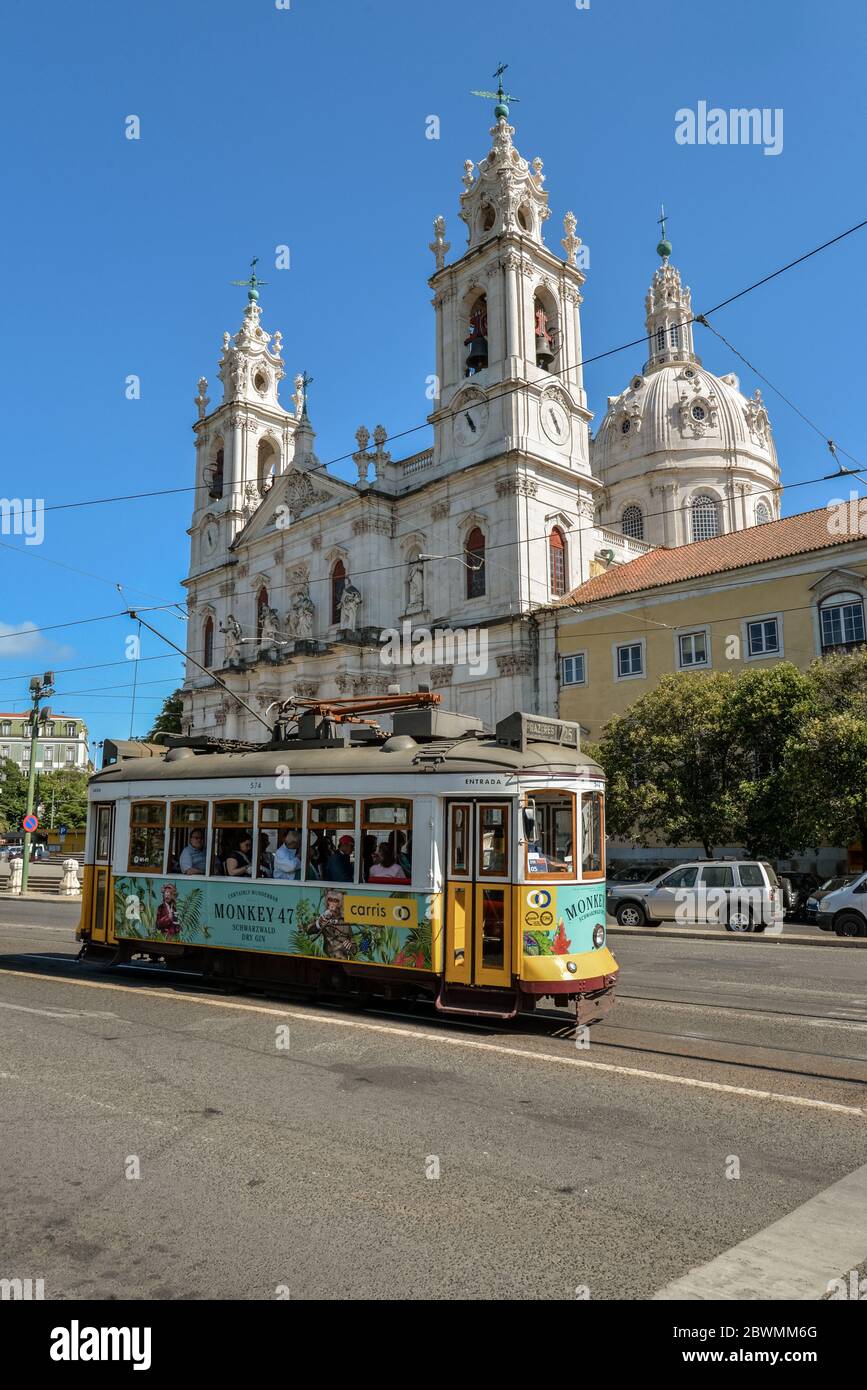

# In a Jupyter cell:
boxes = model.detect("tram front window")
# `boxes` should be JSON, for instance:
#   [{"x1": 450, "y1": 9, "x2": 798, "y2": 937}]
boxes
[
  {"x1": 581, "y1": 791, "x2": 604, "y2": 879},
  {"x1": 525, "y1": 792, "x2": 575, "y2": 877}
]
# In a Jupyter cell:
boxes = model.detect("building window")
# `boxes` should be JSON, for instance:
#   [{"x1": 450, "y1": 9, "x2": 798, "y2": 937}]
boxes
[
  {"x1": 561, "y1": 654, "x2": 586, "y2": 686},
  {"x1": 330, "y1": 560, "x2": 347, "y2": 624},
  {"x1": 65, "y1": 745, "x2": 75, "y2": 764},
  {"x1": 256, "y1": 587, "x2": 269, "y2": 645},
  {"x1": 669, "y1": 323, "x2": 680, "y2": 349},
  {"x1": 257, "y1": 438, "x2": 277, "y2": 494},
  {"x1": 655, "y1": 326, "x2": 665, "y2": 352},
  {"x1": 0, "y1": 745, "x2": 9, "y2": 759},
  {"x1": 755, "y1": 501, "x2": 771, "y2": 525},
  {"x1": 465, "y1": 527, "x2": 486, "y2": 599},
  {"x1": 820, "y1": 596, "x2": 866, "y2": 653},
  {"x1": 65, "y1": 721, "x2": 76, "y2": 736},
  {"x1": 691, "y1": 494, "x2": 720, "y2": 541},
  {"x1": 203, "y1": 617, "x2": 214, "y2": 669},
  {"x1": 549, "y1": 527, "x2": 566, "y2": 596},
  {"x1": 44, "y1": 747, "x2": 54, "y2": 767},
  {"x1": 621, "y1": 505, "x2": 644, "y2": 540},
  {"x1": 44, "y1": 722, "x2": 55, "y2": 736},
  {"x1": 1, "y1": 722, "x2": 10, "y2": 737},
  {"x1": 616, "y1": 643, "x2": 644, "y2": 678},
  {"x1": 747, "y1": 618, "x2": 780, "y2": 656},
  {"x1": 678, "y1": 630, "x2": 709, "y2": 668}
]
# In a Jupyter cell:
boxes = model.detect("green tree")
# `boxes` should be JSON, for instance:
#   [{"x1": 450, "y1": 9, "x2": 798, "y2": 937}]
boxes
[
  {"x1": 0, "y1": 758, "x2": 28, "y2": 834},
  {"x1": 145, "y1": 689, "x2": 184, "y2": 740},
  {"x1": 729, "y1": 663, "x2": 810, "y2": 857},
  {"x1": 38, "y1": 769, "x2": 90, "y2": 829},
  {"x1": 783, "y1": 651, "x2": 867, "y2": 856}
]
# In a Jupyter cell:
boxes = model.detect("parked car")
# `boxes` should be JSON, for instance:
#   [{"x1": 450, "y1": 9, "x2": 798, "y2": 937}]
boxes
[
  {"x1": 609, "y1": 862, "x2": 670, "y2": 885},
  {"x1": 807, "y1": 875, "x2": 865, "y2": 932},
  {"x1": 608, "y1": 859, "x2": 783, "y2": 932},
  {"x1": 778, "y1": 871, "x2": 821, "y2": 920},
  {"x1": 7, "y1": 842, "x2": 47, "y2": 861}
]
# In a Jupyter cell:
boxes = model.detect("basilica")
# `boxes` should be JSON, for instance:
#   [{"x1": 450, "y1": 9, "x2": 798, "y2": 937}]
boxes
[{"x1": 181, "y1": 99, "x2": 781, "y2": 739}]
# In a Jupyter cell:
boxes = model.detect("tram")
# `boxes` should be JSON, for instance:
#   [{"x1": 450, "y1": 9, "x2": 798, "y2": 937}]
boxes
[{"x1": 76, "y1": 697, "x2": 618, "y2": 1023}]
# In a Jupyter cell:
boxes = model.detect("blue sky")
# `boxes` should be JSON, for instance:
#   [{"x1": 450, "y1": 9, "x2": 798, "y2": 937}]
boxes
[{"x1": 2, "y1": 0, "x2": 865, "y2": 751}]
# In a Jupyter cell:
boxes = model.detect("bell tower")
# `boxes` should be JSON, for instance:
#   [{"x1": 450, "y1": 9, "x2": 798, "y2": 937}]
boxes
[
  {"x1": 428, "y1": 76, "x2": 592, "y2": 478},
  {"x1": 188, "y1": 264, "x2": 301, "y2": 578}
]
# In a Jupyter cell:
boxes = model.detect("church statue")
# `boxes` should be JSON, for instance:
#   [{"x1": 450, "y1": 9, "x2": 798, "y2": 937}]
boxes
[
  {"x1": 339, "y1": 581, "x2": 363, "y2": 632},
  {"x1": 534, "y1": 302, "x2": 553, "y2": 345},
  {"x1": 221, "y1": 614, "x2": 243, "y2": 663},
  {"x1": 260, "y1": 606, "x2": 281, "y2": 648},
  {"x1": 288, "y1": 585, "x2": 315, "y2": 641},
  {"x1": 408, "y1": 556, "x2": 424, "y2": 611}
]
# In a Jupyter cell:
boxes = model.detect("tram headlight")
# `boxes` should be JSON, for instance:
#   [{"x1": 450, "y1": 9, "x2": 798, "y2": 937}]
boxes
[{"x1": 592, "y1": 924, "x2": 605, "y2": 949}]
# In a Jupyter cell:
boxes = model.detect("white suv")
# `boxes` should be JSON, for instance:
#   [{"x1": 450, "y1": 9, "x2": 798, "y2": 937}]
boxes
[
  {"x1": 610, "y1": 859, "x2": 783, "y2": 932},
  {"x1": 810, "y1": 873, "x2": 867, "y2": 937}
]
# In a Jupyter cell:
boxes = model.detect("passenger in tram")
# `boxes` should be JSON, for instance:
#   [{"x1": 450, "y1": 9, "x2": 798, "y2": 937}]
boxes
[
  {"x1": 179, "y1": 828, "x2": 206, "y2": 876},
  {"x1": 368, "y1": 844, "x2": 410, "y2": 885},
  {"x1": 224, "y1": 833, "x2": 253, "y2": 877},
  {"x1": 273, "y1": 829, "x2": 301, "y2": 880},
  {"x1": 257, "y1": 833, "x2": 274, "y2": 878},
  {"x1": 325, "y1": 835, "x2": 355, "y2": 882}
]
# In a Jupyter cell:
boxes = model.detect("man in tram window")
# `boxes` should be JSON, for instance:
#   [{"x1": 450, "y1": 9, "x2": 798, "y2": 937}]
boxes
[
  {"x1": 325, "y1": 835, "x2": 355, "y2": 882},
  {"x1": 273, "y1": 829, "x2": 301, "y2": 880},
  {"x1": 179, "y1": 828, "x2": 206, "y2": 876},
  {"x1": 310, "y1": 890, "x2": 356, "y2": 959},
  {"x1": 257, "y1": 832, "x2": 274, "y2": 878}
]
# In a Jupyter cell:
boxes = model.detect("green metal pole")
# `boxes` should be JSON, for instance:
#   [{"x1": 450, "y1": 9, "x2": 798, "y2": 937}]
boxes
[{"x1": 19, "y1": 704, "x2": 40, "y2": 895}]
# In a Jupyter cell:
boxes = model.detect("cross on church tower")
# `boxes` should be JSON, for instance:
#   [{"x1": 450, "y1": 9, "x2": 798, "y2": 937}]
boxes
[
  {"x1": 657, "y1": 205, "x2": 672, "y2": 260},
  {"x1": 230, "y1": 256, "x2": 269, "y2": 303}
]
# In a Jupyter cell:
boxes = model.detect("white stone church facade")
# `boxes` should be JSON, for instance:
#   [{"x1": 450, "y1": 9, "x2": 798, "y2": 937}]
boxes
[{"x1": 181, "y1": 107, "x2": 781, "y2": 740}]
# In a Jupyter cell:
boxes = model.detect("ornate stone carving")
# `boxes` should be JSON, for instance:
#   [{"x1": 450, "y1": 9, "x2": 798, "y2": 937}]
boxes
[
  {"x1": 220, "y1": 615, "x2": 242, "y2": 663},
  {"x1": 561, "y1": 211, "x2": 581, "y2": 267},
  {"x1": 496, "y1": 652, "x2": 533, "y2": 675},
  {"x1": 311, "y1": 535, "x2": 322, "y2": 550},
  {"x1": 195, "y1": 377, "x2": 209, "y2": 420},
  {"x1": 260, "y1": 606, "x2": 282, "y2": 647},
  {"x1": 744, "y1": 388, "x2": 771, "y2": 442},
  {"x1": 431, "y1": 500, "x2": 451, "y2": 520},
  {"x1": 286, "y1": 584, "x2": 315, "y2": 640},
  {"x1": 338, "y1": 582, "x2": 362, "y2": 632},
  {"x1": 429, "y1": 666, "x2": 453, "y2": 688},
  {"x1": 429, "y1": 215, "x2": 450, "y2": 271}
]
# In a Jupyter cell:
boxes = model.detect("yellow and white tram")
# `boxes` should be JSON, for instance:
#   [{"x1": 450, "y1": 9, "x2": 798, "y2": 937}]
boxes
[{"x1": 77, "y1": 701, "x2": 618, "y2": 1023}]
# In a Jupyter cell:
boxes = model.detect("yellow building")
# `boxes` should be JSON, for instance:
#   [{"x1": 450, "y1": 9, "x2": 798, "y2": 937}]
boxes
[{"x1": 552, "y1": 507, "x2": 867, "y2": 741}]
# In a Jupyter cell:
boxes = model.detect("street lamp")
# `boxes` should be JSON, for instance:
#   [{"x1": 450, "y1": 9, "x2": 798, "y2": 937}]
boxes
[{"x1": 20, "y1": 672, "x2": 54, "y2": 895}]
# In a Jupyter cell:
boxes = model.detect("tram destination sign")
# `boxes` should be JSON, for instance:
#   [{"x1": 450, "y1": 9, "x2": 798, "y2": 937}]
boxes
[{"x1": 495, "y1": 713, "x2": 580, "y2": 752}]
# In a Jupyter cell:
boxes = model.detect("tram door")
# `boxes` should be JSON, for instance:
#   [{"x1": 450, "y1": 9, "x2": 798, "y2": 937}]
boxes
[
  {"x1": 444, "y1": 800, "x2": 512, "y2": 988},
  {"x1": 89, "y1": 803, "x2": 115, "y2": 944}
]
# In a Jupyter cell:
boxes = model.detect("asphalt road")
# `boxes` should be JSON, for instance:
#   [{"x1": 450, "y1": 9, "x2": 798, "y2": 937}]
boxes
[{"x1": 2, "y1": 900, "x2": 866, "y2": 1300}]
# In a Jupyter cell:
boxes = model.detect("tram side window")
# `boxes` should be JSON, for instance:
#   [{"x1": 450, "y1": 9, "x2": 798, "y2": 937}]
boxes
[
  {"x1": 581, "y1": 792, "x2": 604, "y2": 879},
  {"x1": 525, "y1": 792, "x2": 575, "y2": 877},
  {"x1": 259, "y1": 801, "x2": 302, "y2": 880},
  {"x1": 478, "y1": 804, "x2": 509, "y2": 877},
  {"x1": 362, "y1": 801, "x2": 412, "y2": 884},
  {"x1": 128, "y1": 802, "x2": 166, "y2": 874},
  {"x1": 307, "y1": 801, "x2": 356, "y2": 882},
  {"x1": 169, "y1": 802, "x2": 208, "y2": 876},
  {"x1": 211, "y1": 802, "x2": 254, "y2": 877}
]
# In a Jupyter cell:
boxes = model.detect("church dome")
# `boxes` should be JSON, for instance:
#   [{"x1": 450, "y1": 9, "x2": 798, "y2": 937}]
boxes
[{"x1": 592, "y1": 248, "x2": 780, "y2": 547}]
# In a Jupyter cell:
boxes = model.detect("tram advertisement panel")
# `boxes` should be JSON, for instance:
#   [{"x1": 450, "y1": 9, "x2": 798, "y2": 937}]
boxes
[
  {"x1": 114, "y1": 876, "x2": 434, "y2": 969},
  {"x1": 521, "y1": 882, "x2": 606, "y2": 957}
]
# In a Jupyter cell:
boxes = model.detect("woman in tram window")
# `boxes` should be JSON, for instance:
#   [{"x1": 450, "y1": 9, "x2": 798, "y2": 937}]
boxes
[
  {"x1": 225, "y1": 833, "x2": 253, "y2": 877},
  {"x1": 368, "y1": 844, "x2": 410, "y2": 885}
]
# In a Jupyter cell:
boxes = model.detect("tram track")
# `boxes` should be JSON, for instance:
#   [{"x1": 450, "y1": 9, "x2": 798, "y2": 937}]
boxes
[{"x1": 2, "y1": 949, "x2": 867, "y2": 1091}]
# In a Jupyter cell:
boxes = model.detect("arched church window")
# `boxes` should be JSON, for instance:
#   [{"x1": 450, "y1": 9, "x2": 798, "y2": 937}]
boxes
[
  {"x1": 755, "y1": 501, "x2": 771, "y2": 525},
  {"x1": 209, "y1": 442, "x2": 224, "y2": 500},
  {"x1": 331, "y1": 560, "x2": 347, "y2": 624},
  {"x1": 669, "y1": 323, "x2": 680, "y2": 349},
  {"x1": 465, "y1": 527, "x2": 486, "y2": 599},
  {"x1": 257, "y1": 438, "x2": 277, "y2": 494},
  {"x1": 549, "y1": 527, "x2": 567, "y2": 596},
  {"x1": 655, "y1": 326, "x2": 666, "y2": 352},
  {"x1": 203, "y1": 617, "x2": 214, "y2": 669},
  {"x1": 256, "y1": 587, "x2": 269, "y2": 645},
  {"x1": 621, "y1": 505, "x2": 644, "y2": 541},
  {"x1": 691, "y1": 494, "x2": 720, "y2": 542},
  {"x1": 464, "y1": 293, "x2": 488, "y2": 375},
  {"x1": 479, "y1": 204, "x2": 496, "y2": 234},
  {"x1": 518, "y1": 205, "x2": 533, "y2": 233},
  {"x1": 533, "y1": 295, "x2": 557, "y2": 370}
]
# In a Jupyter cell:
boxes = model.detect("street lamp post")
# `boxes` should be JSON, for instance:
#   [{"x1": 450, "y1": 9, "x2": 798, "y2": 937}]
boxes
[{"x1": 20, "y1": 672, "x2": 54, "y2": 895}]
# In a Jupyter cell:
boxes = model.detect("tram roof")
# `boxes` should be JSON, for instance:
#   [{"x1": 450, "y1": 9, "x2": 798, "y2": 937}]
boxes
[{"x1": 90, "y1": 735, "x2": 603, "y2": 786}]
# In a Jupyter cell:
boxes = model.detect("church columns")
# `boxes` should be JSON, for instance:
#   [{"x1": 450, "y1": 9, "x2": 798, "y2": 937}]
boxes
[{"x1": 503, "y1": 254, "x2": 522, "y2": 370}]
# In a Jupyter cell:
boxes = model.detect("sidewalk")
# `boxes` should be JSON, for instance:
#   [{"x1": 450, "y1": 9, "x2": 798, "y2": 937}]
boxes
[{"x1": 608, "y1": 923, "x2": 867, "y2": 947}]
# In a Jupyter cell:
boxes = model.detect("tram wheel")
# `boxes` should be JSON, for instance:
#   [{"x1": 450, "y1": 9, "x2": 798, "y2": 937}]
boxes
[{"x1": 616, "y1": 902, "x2": 647, "y2": 927}]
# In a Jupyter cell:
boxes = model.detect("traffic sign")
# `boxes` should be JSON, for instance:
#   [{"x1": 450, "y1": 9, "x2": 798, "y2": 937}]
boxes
[
  {"x1": 59, "y1": 825, "x2": 68, "y2": 838},
  {"x1": 22, "y1": 814, "x2": 39, "y2": 833}
]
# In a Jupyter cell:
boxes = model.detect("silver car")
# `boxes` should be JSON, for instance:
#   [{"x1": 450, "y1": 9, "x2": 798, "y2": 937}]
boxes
[{"x1": 609, "y1": 859, "x2": 783, "y2": 932}]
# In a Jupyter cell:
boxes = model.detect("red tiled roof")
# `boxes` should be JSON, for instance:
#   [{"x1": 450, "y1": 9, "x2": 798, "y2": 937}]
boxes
[{"x1": 560, "y1": 507, "x2": 862, "y2": 607}]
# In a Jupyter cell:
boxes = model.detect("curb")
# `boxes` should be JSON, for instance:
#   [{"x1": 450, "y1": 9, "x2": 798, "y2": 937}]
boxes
[{"x1": 607, "y1": 924, "x2": 867, "y2": 948}]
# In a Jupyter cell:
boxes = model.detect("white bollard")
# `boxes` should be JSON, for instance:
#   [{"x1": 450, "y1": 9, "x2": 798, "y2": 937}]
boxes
[
  {"x1": 9, "y1": 857, "x2": 23, "y2": 896},
  {"x1": 61, "y1": 858, "x2": 81, "y2": 898}
]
